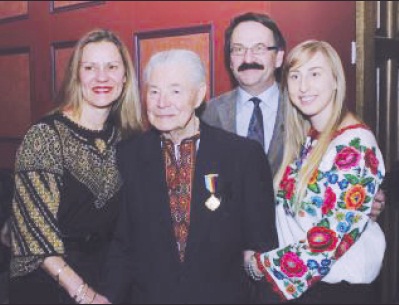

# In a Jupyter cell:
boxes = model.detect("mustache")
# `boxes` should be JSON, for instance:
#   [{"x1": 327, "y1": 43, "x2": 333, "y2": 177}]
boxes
[{"x1": 237, "y1": 62, "x2": 264, "y2": 72}]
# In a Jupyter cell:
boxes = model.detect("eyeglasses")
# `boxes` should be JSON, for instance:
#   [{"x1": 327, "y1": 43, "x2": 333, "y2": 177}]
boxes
[{"x1": 230, "y1": 43, "x2": 278, "y2": 56}]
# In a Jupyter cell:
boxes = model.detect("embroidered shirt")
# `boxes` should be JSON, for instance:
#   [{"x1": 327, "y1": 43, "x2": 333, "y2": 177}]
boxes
[
  {"x1": 10, "y1": 113, "x2": 122, "y2": 277},
  {"x1": 162, "y1": 134, "x2": 200, "y2": 262},
  {"x1": 259, "y1": 125, "x2": 385, "y2": 300}
]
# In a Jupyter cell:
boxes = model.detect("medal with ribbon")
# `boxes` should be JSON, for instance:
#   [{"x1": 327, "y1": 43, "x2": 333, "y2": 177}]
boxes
[{"x1": 204, "y1": 174, "x2": 220, "y2": 211}]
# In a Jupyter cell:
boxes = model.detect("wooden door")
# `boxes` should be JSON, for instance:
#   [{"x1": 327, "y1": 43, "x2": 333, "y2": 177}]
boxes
[{"x1": 357, "y1": 1, "x2": 399, "y2": 303}]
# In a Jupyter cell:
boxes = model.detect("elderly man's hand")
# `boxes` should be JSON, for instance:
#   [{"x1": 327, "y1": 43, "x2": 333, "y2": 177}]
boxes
[{"x1": 369, "y1": 189, "x2": 386, "y2": 222}]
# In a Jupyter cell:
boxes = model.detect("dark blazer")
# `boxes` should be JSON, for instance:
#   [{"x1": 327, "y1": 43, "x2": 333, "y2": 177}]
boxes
[
  {"x1": 201, "y1": 88, "x2": 285, "y2": 176},
  {"x1": 102, "y1": 122, "x2": 277, "y2": 304}
]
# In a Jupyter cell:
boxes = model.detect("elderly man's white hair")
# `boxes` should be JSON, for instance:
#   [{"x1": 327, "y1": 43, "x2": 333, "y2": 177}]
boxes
[{"x1": 143, "y1": 49, "x2": 206, "y2": 86}]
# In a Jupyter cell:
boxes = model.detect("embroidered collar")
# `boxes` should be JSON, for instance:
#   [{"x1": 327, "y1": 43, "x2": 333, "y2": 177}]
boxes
[
  {"x1": 161, "y1": 132, "x2": 200, "y2": 146},
  {"x1": 308, "y1": 127, "x2": 320, "y2": 141},
  {"x1": 161, "y1": 133, "x2": 200, "y2": 163},
  {"x1": 332, "y1": 123, "x2": 370, "y2": 139},
  {"x1": 308, "y1": 123, "x2": 370, "y2": 141}
]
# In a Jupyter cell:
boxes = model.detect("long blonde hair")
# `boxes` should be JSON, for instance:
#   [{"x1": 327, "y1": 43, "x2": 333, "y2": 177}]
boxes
[
  {"x1": 274, "y1": 40, "x2": 348, "y2": 211},
  {"x1": 53, "y1": 28, "x2": 143, "y2": 138}
]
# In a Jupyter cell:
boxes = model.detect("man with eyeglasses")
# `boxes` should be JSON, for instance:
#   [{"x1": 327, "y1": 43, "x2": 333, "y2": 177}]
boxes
[
  {"x1": 201, "y1": 12, "x2": 285, "y2": 176},
  {"x1": 201, "y1": 10, "x2": 386, "y2": 302},
  {"x1": 202, "y1": 11, "x2": 386, "y2": 215},
  {"x1": 201, "y1": 12, "x2": 285, "y2": 303}
]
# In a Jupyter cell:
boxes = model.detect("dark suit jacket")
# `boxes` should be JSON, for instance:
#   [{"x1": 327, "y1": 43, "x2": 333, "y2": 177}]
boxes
[
  {"x1": 102, "y1": 122, "x2": 277, "y2": 304},
  {"x1": 201, "y1": 88, "x2": 285, "y2": 177}
]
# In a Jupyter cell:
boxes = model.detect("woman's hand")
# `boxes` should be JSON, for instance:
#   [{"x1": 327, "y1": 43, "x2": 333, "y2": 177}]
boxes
[
  {"x1": 92, "y1": 293, "x2": 111, "y2": 304},
  {"x1": 243, "y1": 250, "x2": 264, "y2": 281}
]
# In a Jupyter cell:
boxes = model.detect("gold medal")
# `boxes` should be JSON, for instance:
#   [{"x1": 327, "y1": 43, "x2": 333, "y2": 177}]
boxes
[
  {"x1": 205, "y1": 194, "x2": 220, "y2": 211},
  {"x1": 204, "y1": 174, "x2": 220, "y2": 211}
]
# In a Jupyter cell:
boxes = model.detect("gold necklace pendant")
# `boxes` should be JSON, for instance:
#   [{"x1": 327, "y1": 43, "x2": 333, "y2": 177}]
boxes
[{"x1": 94, "y1": 138, "x2": 106, "y2": 154}]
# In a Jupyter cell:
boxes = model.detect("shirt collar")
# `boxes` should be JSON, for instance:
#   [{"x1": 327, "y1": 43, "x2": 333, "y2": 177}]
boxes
[{"x1": 237, "y1": 82, "x2": 279, "y2": 112}]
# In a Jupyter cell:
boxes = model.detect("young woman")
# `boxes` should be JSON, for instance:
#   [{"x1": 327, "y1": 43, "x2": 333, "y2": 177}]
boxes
[
  {"x1": 249, "y1": 40, "x2": 385, "y2": 304},
  {"x1": 9, "y1": 29, "x2": 142, "y2": 304}
]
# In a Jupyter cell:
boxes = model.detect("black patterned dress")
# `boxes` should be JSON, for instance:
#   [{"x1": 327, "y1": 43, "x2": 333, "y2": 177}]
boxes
[{"x1": 9, "y1": 113, "x2": 122, "y2": 304}]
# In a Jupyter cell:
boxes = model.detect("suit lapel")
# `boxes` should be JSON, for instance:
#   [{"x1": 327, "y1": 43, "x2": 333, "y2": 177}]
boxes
[
  {"x1": 267, "y1": 92, "x2": 285, "y2": 176},
  {"x1": 218, "y1": 89, "x2": 238, "y2": 134},
  {"x1": 184, "y1": 123, "x2": 220, "y2": 264},
  {"x1": 139, "y1": 130, "x2": 181, "y2": 266}
]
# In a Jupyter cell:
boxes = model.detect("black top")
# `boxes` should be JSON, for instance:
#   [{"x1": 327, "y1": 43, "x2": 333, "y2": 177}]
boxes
[
  {"x1": 10, "y1": 112, "x2": 121, "y2": 286},
  {"x1": 0, "y1": 168, "x2": 13, "y2": 227}
]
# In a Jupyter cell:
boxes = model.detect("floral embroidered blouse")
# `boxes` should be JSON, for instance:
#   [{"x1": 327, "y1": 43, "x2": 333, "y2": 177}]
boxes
[{"x1": 257, "y1": 124, "x2": 385, "y2": 300}]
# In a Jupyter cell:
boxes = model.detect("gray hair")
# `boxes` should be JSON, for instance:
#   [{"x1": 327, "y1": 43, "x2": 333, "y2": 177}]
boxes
[{"x1": 143, "y1": 49, "x2": 206, "y2": 86}]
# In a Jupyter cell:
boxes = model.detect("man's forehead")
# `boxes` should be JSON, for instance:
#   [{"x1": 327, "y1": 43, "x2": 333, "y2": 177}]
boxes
[
  {"x1": 231, "y1": 21, "x2": 274, "y2": 43},
  {"x1": 148, "y1": 63, "x2": 192, "y2": 83},
  {"x1": 151, "y1": 61, "x2": 185, "y2": 73}
]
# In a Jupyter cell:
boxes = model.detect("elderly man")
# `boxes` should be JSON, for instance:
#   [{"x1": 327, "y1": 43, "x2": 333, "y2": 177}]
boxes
[{"x1": 101, "y1": 49, "x2": 277, "y2": 304}]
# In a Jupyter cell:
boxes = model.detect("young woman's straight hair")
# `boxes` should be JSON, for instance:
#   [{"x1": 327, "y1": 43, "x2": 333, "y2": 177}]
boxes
[{"x1": 274, "y1": 40, "x2": 348, "y2": 211}]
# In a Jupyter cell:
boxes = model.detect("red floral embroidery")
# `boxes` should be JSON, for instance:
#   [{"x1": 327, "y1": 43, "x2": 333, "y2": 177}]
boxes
[
  {"x1": 322, "y1": 187, "x2": 336, "y2": 215},
  {"x1": 280, "y1": 167, "x2": 296, "y2": 200},
  {"x1": 163, "y1": 136, "x2": 198, "y2": 262},
  {"x1": 263, "y1": 256, "x2": 271, "y2": 268},
  {"x1": 263, "y1": 270, "x2": 288, "y2": 301},
  {"x1": 332, "y1": 124, "x2": 370, "y2": 139},
  {"x1": 365, "y1": 148, "x2": 379, "y2": 175},
  {"x1": 345, "y1": 184, "x2": 366, "y2": 210},
  {"x1": 335, "y1": 234, "x2": 355, "y2": 259},
  {"x1": 335, "y1": 146, "x2": 361, "y2": 170},
  {"x1": 307, "y1": 226, "x2": 338, "y2": 253},
  {"x1": 282, "y1": 166, "x2": 292, "y2": 180},
  {"x1": 306, "y1": 275, "x2": 321, "y2": 287},
  {"x1": 280, "y1": 252, "x2": 308, "y2": 278}
]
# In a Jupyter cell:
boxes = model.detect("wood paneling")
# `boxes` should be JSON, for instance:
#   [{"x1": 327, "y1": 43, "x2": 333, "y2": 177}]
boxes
[
  {"x1": 357, "y1": 1, "x2": 399, "y2": 302},
  {"x1": 0, "y1": 1, "x2": 356, "y2": 169},
  {"x1": 0, "y1": 1, "x2": 28, "y2": 23},
  {"x1": 51, "y1": 41, "x2": 75, "y2": 98},
  {"x1": 0, "y1": 48, "x2": 31, "y2": 138},
  {"x1": 135, "y1": 25, "x2": 213, "y2": 100},
  {"x1": 50, "y1": 1, "x2": 103, "y2": 13}
]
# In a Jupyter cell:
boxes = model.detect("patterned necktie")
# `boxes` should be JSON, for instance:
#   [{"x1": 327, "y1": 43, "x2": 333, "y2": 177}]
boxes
[{"x1": 247, "y1": 97, "x2": 264, "y2": 148}]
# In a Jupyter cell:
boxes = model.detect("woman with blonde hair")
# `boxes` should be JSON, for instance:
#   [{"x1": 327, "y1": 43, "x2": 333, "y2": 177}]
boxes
[
  {"x1": 248, "y1": 40, "x2": 385, "y2": 303},
  {"x1": 9, "y1": 28, "x2": 142, "y2": 304}
]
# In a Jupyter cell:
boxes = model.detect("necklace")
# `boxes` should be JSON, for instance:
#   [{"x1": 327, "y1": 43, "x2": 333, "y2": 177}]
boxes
[{"x1": 94, "y1": 138, "x2": 107, "y2": 154}]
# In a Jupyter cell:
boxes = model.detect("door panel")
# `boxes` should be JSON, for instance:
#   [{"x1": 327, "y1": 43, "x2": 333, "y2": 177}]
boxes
[{"x1": 357, "y1": 1, "x2": 399, "y2": 302}]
